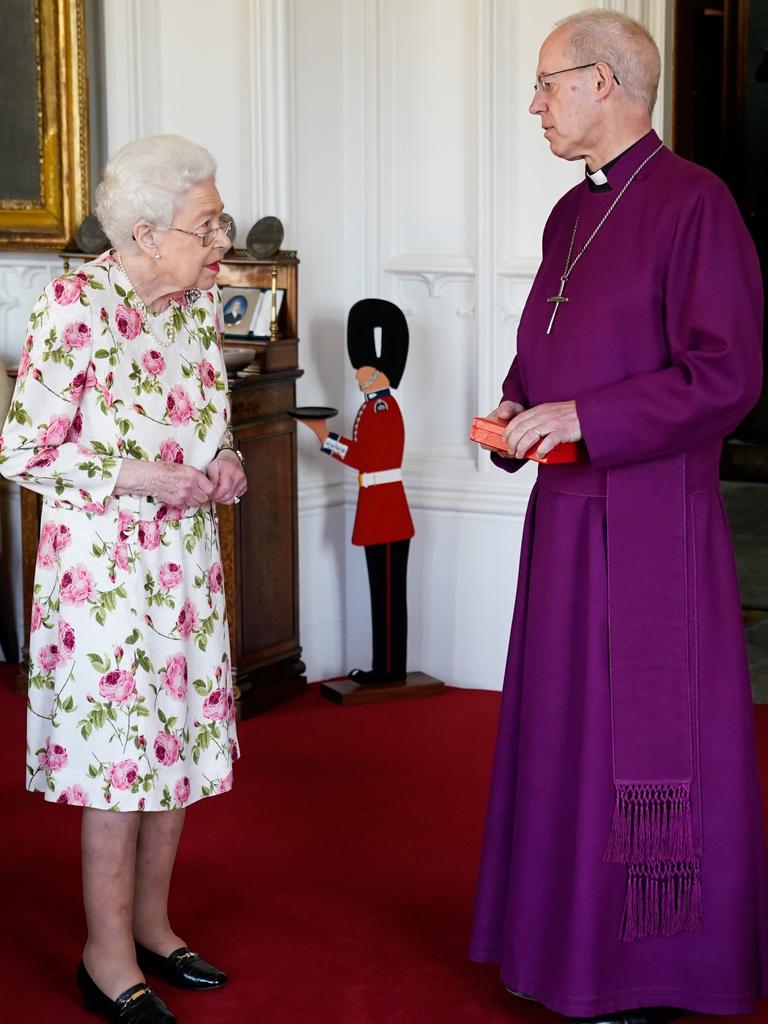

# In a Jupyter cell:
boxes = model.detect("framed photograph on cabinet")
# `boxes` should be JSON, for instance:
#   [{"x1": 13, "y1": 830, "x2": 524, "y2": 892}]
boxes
[
  {"x1": 220, "y1": 286, "x2": 263, "y2": 337},
  {"x1": 220, "y1": 286, "x2": 286, "y2": 338},
  {"x1": 0, "y1": 0, "x2": 90, "y2": 250}
]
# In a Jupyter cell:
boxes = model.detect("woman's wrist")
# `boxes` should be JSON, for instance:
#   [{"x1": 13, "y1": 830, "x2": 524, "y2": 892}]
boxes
[
  {"x1": 216, "y1": 445, "x2": 245, "y2": 468},
  {"x1": 113, "y1": 458, "x2": 154, "y2": 497}
]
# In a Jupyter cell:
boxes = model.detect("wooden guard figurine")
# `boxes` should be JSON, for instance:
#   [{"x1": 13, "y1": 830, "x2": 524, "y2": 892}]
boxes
[{"x1": 300, "y1": 299, "x2": 414, "y2": 684}]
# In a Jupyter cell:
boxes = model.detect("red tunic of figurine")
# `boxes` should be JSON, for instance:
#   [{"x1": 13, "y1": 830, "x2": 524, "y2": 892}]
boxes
[{"x1": 322, "y1": 388, "x2": 414, "y2": 547}]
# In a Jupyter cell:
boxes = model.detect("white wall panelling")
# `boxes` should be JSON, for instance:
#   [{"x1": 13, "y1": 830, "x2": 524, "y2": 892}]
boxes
[
  {"x1": 341, "y1": 0, "x2": 533, "y2": 686},
  {"x1": 0, "y1": 254, "x2": 64, "y2": 659},
  {"x1": 0, "y1": 1, "x2": 670, "y2": 682},
  {"x1": 330, "y1": 0, "x2": 669, "y2": 688},
  {"x1": 102, "y1": 0, "x2": 295, "y2": 247},
  {"x1": 101, "y1": 0, "x2": 161, "y2": 155},
  {"x1": 0, "y1": 256, "x2": 61, "y2": 364},
  {"x1": 247, "y1": 0, "x2": 297, "y2": 235}
]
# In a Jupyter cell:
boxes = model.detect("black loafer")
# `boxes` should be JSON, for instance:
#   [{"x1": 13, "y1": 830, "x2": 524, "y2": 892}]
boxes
[
  {"x1": 135, "y1": 942, "x2": 228, "y2": 990},
  {"x1": 571, "y1": 1009, "x2": 687, "y2": 1024},
  {"x1": 76, "y1": 962, "x2": 175, "y2": 1022}
]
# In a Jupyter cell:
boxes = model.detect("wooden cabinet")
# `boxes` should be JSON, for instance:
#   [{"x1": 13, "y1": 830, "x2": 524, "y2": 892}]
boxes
[
  {"x1": 218, "y1": 366, "x2": 307, "y2": 716},
  {"x1": 217, "y1": 252, "x2": 307, "y2": 716},
  {"x1": 18, "y1": 250, "x2": 306, "y2": 717}
]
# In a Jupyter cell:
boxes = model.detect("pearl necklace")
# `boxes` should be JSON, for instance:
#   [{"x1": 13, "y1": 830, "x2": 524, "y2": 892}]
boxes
[
  {"x1": 112, "y1": 250, "x2": 176, "y2": 347},
  {"x1": 112, "y1": 250, "x2": 201, "y2": 348}
]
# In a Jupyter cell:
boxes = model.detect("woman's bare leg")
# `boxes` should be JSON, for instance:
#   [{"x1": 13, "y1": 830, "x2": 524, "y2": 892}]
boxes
[
  {"x1": 132, "y1": 808, "x2": 187, "y2": 954},
  {"x1": 81, "y1": 807, "x2": 144, "y2": 999}
]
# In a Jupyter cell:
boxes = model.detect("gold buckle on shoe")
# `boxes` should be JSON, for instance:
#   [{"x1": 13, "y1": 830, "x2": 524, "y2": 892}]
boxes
[{"x1": 124, "y1": 986, "x2": 151, "y2": 1003}]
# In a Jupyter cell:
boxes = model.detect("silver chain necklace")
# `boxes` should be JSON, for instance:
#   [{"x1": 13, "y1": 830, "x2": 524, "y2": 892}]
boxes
[{"x1": 545, "y1": 142, "x2": 664, "y2": 335}]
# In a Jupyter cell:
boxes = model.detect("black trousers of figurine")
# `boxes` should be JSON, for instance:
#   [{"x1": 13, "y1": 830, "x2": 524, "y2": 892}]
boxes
[{"x1": 364, "y1": 539, "x2": 410, "y2": 679}]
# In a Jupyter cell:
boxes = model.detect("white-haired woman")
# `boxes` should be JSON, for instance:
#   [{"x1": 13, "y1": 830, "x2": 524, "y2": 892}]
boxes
[{"x1": 0, "y1": 135, "x2": 247, "y2": 1024}]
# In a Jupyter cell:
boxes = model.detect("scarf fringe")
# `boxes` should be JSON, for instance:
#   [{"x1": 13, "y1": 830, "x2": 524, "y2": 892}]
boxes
[
  {"x1": 605, "y1": 783, "x2": 702, "y2": 941},
  {"x1": 620, "y1": 861, "x2": 704, "y2": 942},
  {"x1": 605, "y1": 782, "x2": 695, "y2": 865}
]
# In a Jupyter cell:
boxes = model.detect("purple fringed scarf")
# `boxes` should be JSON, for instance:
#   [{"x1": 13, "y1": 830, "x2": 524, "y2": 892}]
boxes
[{"x1": 605, "y1": 454, "x2": 704, "y2": 941}]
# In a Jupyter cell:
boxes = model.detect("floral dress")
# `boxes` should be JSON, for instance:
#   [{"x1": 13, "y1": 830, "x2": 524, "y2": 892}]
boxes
[{"x1": 0, "y1": 252, "x2": 240, "y2": 810}]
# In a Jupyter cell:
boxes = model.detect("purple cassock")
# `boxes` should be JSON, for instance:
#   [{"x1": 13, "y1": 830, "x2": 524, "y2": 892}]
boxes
[{"x1": 469, "y1": 129, "x2": 768, "y2": 1018}]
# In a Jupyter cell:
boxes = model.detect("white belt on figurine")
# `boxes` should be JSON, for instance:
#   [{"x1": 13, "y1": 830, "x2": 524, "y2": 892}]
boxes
[{"x1": 357, "y1": 468, "x2": 403, "y2": 488}]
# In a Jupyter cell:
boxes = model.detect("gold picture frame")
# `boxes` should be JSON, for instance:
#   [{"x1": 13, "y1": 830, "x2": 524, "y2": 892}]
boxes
[{"x1": 0, "y1": 0, "x2": 89, "y2": 250}]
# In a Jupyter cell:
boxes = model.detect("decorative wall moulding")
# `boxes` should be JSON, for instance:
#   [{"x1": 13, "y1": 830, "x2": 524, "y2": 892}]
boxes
[
  {"x1": 297, "y1": 479, "x2": 346, "y2": 514},
  {"x1": 0, "y1": 257, "x2": 61, "y2": 350},
  {"x1": 247, "y1": 0, "x2": 296, "y2": 233},
  {"x1": 101, "y1": 0, "x2": 161, "y2": 155},
  {"x1": 384, "y1": 254, "x2": 476, "y2": 275},
  {"x1": 496, "y1": 257, "x2": 541, "y2": 279},
  {"x1": 500, "y1": 303, "x2": 524, "y2": 323},
  {"x1": 384, "y1": 255, "x2": 476, "y2": 299},
  {"x1": 403, "y1": 482, "x2": 531, "y2": 520},
  {"x1": 365, "y1": 468, "x2": 532, "y2": 519},
  {"x1": 0, "y1": 0, "x2": 89, "y2": 250},
  {"x1": 330, "y1": 446, "x2": 535, "y2": 519}
]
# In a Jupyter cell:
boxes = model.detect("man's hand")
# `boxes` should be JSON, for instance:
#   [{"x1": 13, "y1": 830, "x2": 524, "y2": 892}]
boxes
[
  {"x1": 504, "y1": 400, "x2": 582, "y2": 459},
  {"x1": 482, "y1": 400, "x2": 525, "y2": 458},
  {"x1": 207, "y1": 450, "x2": 248, "y2": 505}
]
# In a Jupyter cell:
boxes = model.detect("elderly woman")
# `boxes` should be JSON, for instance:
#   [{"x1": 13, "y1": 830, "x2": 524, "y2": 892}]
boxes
[{"x1": 0, "y1": 135, "x2": 247, "y2": 1024}]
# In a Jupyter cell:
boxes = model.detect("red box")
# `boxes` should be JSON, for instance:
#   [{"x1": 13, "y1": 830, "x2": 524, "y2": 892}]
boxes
[{"x1": 469, "y1": 417, "x2": 587, "y2": 464}]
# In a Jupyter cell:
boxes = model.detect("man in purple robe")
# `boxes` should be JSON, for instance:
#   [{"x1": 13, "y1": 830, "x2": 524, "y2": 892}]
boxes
[{"x1": 469, "y1": 10, "x2": 768, "y2": 1024}]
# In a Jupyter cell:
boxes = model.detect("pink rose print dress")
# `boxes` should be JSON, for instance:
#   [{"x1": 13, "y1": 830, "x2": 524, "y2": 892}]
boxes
[{"x1": 0, "y1": 253, "x2": 240, "y2": 810}]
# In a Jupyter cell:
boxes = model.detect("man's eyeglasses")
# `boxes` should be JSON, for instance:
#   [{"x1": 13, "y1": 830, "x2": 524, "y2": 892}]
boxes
[
  {"x1": 533, "y1": 62, "x2": 620, "y2": 94},
  {"x1": 168, "y1": 213, "x2": 235, "y2": 247}
]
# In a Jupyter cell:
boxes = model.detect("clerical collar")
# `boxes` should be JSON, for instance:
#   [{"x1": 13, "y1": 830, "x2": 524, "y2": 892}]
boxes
[
  {"x1": 585, "y1": 131, "x2": 654, "y2": 193},
  {"x1": 365, "y1": 387, "x2": 391, "y2": 401},
  {"x1": 586, "y1": 167, "x2": 611, "y2": 192}
]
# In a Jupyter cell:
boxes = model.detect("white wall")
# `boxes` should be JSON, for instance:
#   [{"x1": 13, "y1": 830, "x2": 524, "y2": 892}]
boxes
[
  {"x1": 294, "y1": 0, "x2": 668, "y2": 688},
  {"x1": 0, "y1": 0, "x2": 669, "y2": 684}
]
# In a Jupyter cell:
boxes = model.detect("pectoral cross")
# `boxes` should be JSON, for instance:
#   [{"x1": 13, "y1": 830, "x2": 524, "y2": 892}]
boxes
[{"x1": 546, "y1": 276, "x2": 569, "y2": 335}]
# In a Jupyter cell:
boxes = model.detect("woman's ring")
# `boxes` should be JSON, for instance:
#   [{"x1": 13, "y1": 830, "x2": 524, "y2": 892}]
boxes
[{"x1": 533, "y1": 428, "x2": 543, "y2": 439}]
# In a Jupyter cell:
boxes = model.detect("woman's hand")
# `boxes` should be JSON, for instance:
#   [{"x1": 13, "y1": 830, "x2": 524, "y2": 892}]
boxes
[
  {"x1": 482, "y1": 400, "x2": 525, "y2": 458},
  {"x1": 114, "y1": 459, "x2": 216, "y2": 507},
  {"x1": 207, "y1": 450, "x2": 248, "y2": 505},
  {"x1": 503, "y1": 400, "x2": 582, "y2": 459}
]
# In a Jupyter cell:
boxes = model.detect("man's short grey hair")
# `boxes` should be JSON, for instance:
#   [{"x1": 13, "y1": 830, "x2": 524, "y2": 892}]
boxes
[
  {"x1": 95, "y1": 134, "x2": 217, "y2": 249},
  {"x1": 555, "y1": 9, "x2": 661, "y2": 115}
]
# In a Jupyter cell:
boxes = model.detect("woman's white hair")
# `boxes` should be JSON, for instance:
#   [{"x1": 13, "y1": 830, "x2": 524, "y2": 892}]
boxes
[
  {"x1": 555, "y1": 9, "x2": 661, "y2": 115},
  {"x1": 95, "y1": 134, "x2": 217, "y2": 249}
]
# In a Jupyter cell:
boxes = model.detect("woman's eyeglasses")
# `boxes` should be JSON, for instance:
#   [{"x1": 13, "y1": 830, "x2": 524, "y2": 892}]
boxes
[{"x1": 168, "y1": 213, "x2": 235, "y2": 247}]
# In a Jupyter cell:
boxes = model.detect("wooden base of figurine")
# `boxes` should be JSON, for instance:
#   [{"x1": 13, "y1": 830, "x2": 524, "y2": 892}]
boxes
[{"x1": 320, "y1": 671, "x2": 445, "y2": 706}]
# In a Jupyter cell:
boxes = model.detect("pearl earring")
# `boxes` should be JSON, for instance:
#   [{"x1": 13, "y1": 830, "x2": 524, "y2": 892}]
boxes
[{"x1": 153, "y1": 253, "x2": 160, "y2": 260}]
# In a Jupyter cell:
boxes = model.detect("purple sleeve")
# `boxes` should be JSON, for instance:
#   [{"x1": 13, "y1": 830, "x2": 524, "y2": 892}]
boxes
[
  {"x1": 500, "y1": 356, "x2": 527, "y2": 406},
  {"x1": 490, "y1": 357, "x2": 529, "y2": 474},
  {"x1": 577, "y1": 179, "x2": 763, "y2": 469}
]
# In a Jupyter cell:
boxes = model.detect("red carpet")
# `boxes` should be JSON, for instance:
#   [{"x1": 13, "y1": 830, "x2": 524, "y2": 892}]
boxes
[{"x1": 1, "y1": 665, "x2": 768, "y2": 1024}]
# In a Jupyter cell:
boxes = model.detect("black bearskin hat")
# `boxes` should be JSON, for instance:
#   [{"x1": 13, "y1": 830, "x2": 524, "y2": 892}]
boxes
[{"x1": 347, "y1": 299, "x2": 409, "y2": 389}]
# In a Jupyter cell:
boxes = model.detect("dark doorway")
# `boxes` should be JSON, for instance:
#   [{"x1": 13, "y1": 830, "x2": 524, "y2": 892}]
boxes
[
  {"x1": 673, "y1": 0, "x2": 768, "y2": 480},
  {"x1": 674, "y1": 1, "x2": 768, "y2": 701}
]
